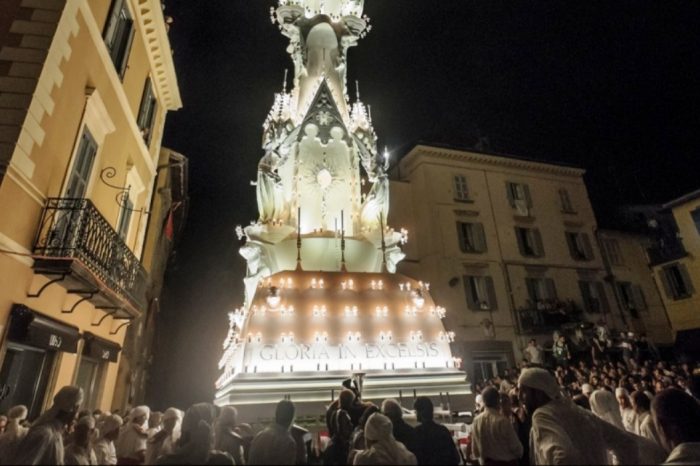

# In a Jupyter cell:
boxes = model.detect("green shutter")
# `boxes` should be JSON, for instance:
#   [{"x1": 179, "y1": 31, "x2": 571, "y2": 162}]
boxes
[
  {"x1": 515, "y1": 227, "x2": 526, "y2": 256},
  {"x1": 545, "y1": 278, "x2": 558, "y2": 300},
  {"x1": 485, "y1": 276, "x2": 497, "y2": 311},
  {"x1": 659, "y1": 270, "x2": 674, "y2": 299},
  {"x1": 578, "y1": 281, "x2": 592, "y2": 311},
  {"x1": 464, "y1": 276, "x2": 478, "y2": 311},
  {"x1": 524, "y1": 184, "x2": 533, "y2": 208},
  {"x1": 632, "y1": 285, "x2": 648, "y2": 311},
  {"x1": 474, "y1": 223, "x2": 487, "y2": 253},
  {"x1": 596, "y1": 282, "x2": 610, "y2": 312},
  {"x1": 534, "y1": 229, "x2": 545, "y2": 257},
  {"x1": 506, "y1": 182, "x2": 515, "y2": 207},
  {"x1": 679, "y1": 264, "x2": 695, "y2": 295},
  {"x1": 582, "y1": 233, "x2": 594, "y2": 260}
]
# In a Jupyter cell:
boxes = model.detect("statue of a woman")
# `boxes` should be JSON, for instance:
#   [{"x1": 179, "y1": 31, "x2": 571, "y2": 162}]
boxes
[{"x1": 256, "y1": 151, "x2": 284, "y2": 223}]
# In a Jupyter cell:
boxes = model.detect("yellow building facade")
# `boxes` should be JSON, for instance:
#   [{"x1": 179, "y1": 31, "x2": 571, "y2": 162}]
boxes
[
  {"x1": 390, "y1": 144, "x2": 624, "y2": 380},
  {"x1": 652, "y1": 191, "x2": 700, "y2": 337},
  {"x1": 597, "y1": 230, "x2": 673, "y2": 345},
  {"x1": 0, "y1": 0, "x2": 180, "y2": 417}
]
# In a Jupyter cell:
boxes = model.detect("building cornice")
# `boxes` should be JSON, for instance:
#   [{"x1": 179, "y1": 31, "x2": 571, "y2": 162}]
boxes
[
  {"x1": 401, "y1": 144, "x2": 586, "y2": 179},
  {"x1": 129, "y1": 0, "x2": 182, "y2": 111}
]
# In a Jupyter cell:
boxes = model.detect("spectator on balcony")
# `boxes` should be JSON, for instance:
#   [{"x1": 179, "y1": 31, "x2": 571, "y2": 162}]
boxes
[
  {"x1": 621, "y1": 332, "x2": 637, "y2": 371},
  {"x1": 552, "y1": 336, "x2": 572, "y2": 368},
  {"x1": 523, "y1": 339, "x2": 544, "y2": 367},
  {"x1": 652, "y1": 389, "x2": 700, "y2": 465}
]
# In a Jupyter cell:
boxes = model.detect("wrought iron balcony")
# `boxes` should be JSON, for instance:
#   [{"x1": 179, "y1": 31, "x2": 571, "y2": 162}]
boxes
[
  {"x1": 32, "y1": 198, "x2": 148, "y2": 315},
  {"x1": 516, "y1": 299, "x2": 584, "y2": 334}
]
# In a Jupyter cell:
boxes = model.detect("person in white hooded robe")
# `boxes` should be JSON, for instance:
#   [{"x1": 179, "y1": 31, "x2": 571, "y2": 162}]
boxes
[
  {"x1": 518, "y1": 368, "x2": 638, "y2": 465},
  {"x1": 12, "y1": 386, "x2": 84, "y2": 465},
  {"x1": 117, "y1": 406, "x2": 150, "y2": 464},
  {"x1": 0, "y1": 404, "x2": 28, "y2": 463},
  {"x1": 353, "y1": 413, "x2": 416, "y2": 465},
  {"x1": 94, "y1": 414, "x2": 122, "y2": 465},
  {"x1": 146, "y1": 408, "x2": 182, "y2": 465},
  {"x1": 590, "y1": 389, "x2": 626, "y2": 430}
]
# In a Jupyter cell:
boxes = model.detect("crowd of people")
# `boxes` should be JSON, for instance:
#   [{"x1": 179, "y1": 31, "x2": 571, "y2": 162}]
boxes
[
  {"x1": 467, "y1": 325, "x2": 700, "y2": 465},
  {"x1": 0, "y1": 326, "x2": 698, "y2": 465}
]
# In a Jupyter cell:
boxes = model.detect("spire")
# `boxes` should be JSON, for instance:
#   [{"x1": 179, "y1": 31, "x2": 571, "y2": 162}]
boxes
[
  {"x1": 296, "y1": 207, "x2": 303, "y2": 271},
  {"x1": 282, "y1": 69, "x2": 288, "y2": 93},
  {"x1": 340, "y1": 210, "x2": 347, "y2": 272},
  {"x1": 355, "y1": 80, "x2": 360, "y2": 100},
  {"x1": 380, "y1": 212, "x2": 387, "y2": 273}
]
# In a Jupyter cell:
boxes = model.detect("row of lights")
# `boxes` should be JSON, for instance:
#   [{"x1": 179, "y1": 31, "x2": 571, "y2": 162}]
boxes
[
  {"x1": 256, "y1": 303, "x2": 447, "y2": 319},
  {"x1": 251, "y1": 331, "x2": 451, "y2": 344}
]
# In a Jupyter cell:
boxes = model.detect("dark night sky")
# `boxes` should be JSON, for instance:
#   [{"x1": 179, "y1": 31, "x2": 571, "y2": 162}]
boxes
[{"x1": 147, "y1": 1, "x2": 700, "y2": 408}]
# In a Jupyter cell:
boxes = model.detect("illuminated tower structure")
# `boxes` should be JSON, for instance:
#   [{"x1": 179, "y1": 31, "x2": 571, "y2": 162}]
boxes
[{"x1": 215, "y1": 0, "x2": 470, "y2": 414}]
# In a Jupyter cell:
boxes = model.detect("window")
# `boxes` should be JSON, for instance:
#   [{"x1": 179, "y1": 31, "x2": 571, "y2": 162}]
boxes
[
  {"x1": 457, "y1": 222, "x2": 487, "y2": 253},
  {"x1": 75, "y1": 356, "x2": 102, "y2": 410},
  {"x1": 137, "y1": 78, "x2": 158, "y2": 146},
  {"x1": 117, "y1": 197, "x2": 133, "y2": 240},
  {"x1": 103, "y1": 0, "x2": 135, "y2": 78},
  {"x1": 65, "y1": 129, "x2": 98, "y2": 199},
  {"x1": 526, "y1": 277, "x2": 557, "y2": 302},
  {"x1": 515, "y1": 227, "x2": 544, "y2": 257},
  {"x1": 692, "y1": 208, "x2": 700, "y2": 235},
  {"x1": 559, "y1": 188, "x2": 575, "y2": 213},
  {"x1": 473, "y1": 355, "x2": 509, "y2": 384},
  {"x1": 578, "y1": 281, "x2": 609, "y2": 313},
  {"x1": 660, "y1": 263, "x2": 695, "y2": 300},
  {"x1": 506, "y1": 182, "x2": 532, "y2": 215},
  {"x1": 566, "y1": 231, "x2": 594, "y2": 261},
  {"x1": 453, "y1": 175, "x2": 470, "y2": 201},
  {"x1": 0, "y1": 343, "x2": 55, "y2": 420},
  {"x1": 604, "y1": 239, "x2": 624, "y2": 266},
  {"x1": 463, "y1": 275, "x2": 497, "y2": 311},
  {"x1": 618, "y1": 282, "x2": 648, "y2": 313}
]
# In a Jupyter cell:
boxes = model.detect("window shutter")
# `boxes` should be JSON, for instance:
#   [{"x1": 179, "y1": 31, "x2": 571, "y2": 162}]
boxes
[
  {"x1": 506, "y1": 183, "x2": 515, "y2": 207},
  {"x1": 118, "y1": 24, "x2": 135, "y2": 79},
  {"x1": 485, "y1": 276, "x2": 498, "y2": 311},
  {"x1": 524, "y1": 184, "x2": 533, "y2": 208},
  {"x1": 103, "y1": 0, "x2": 123, "y2": 45},
  {"x1": 515, "y1": 227, "x2": 526, "y2": 256},
  {"x1": 456, "y1": 223, "x2": 467, "y2": 253},
  {"x1": 658, "y1": 270, "x2": 674, "y2": 299},
  {"x1": 566, "y1": 233, "x2": 577, "y2": 260},
  {"x1": 545, "y1": 278, "x2": 558, "y2": 300},
  {"x1": 582, "y1": 233, "x2": 594, "y2": 260},
  {"x1": 578, "y1": 281, "x2": 591, "y2": 311},
  {"x1": 596, "y1": 282, "x2": 610, "y2": 312},
  {"x1": 534, "y1": 229, "x2": 545, "y2": 257},
  {"x1": 632, "y1": 285, "x2": 648, "y2": 311},
  {"x1": 525, "y1": 278, "x2": 538, "y2": 302},
  {"x1": 474, "y1": 223, "x2": 487, "y2": 253},
  {"x1": 463, "y1": 276, "x2": 479, "y2": 311},
  {"x1": 679, "y1": 264, "x2": 695, "y2": 295}
]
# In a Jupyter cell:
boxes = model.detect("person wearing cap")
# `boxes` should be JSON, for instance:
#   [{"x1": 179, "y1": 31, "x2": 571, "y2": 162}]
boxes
[
  {"x1": 248, "y1": 400, "x2": 297, "y2": 465},
  {"x1": 13, "y1": 385, "x2": 84, "y2": 465},
  {"x1": 146, "y1": 408, "x2": 182, "y2": 465},
  {"x1": 471, "y1": 387, "x2": 522, "y2": 465},
  {"x1": 94, "y1": 414, "x2": 122, "y2": 465},
  {"x1": 518, "y1": 368, "x2": 638, "y2": 465},
  {"x1": 64, "y1": 415, "x2": 97, "y2": 465},
  {"x1": 117, "y1": 405, "x2": 150, "y2": 464},
  {"x1": 0, "y1": 404, "x2": 28, "y2": 463},
  {"x1": 353, "y1": 412, "x2": 416, "y2": 465},
  {"x1": 413, "y1": 397, "x2": 460, "y2": 465}
]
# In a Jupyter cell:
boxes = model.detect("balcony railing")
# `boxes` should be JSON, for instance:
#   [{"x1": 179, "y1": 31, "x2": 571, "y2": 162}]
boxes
[
  {"x1": 33, "y1": 198, "x2": 147, "y2": 313},
  {"x1": 517, "y1": 299, "x2": 584, "y2": 334}
]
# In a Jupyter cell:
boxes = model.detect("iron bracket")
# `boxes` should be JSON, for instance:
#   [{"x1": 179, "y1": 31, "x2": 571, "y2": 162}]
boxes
[{"x1": 26, "y1": 273, "x2": 67, "y2": 298}]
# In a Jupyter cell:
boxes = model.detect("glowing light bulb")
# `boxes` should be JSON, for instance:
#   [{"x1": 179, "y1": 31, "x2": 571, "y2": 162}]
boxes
[
  {"x1": 411, "y1": 289, "x2": 425, "y2": 309},
  {"x1": 317, "y1": 168, "x2": 332, "y2": 189},
  {"x1": 266, "y1": 286, "x2": 281, "y2": 308}
]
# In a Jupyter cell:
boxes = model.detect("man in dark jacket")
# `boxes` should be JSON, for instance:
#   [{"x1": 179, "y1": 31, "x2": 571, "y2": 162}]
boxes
[
  {"x1": 413, "y1": 397, "x2": 460, "y2": 465},
  {"x1": 381, "y1": 399, "x2": 418, "y2": 455}
]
